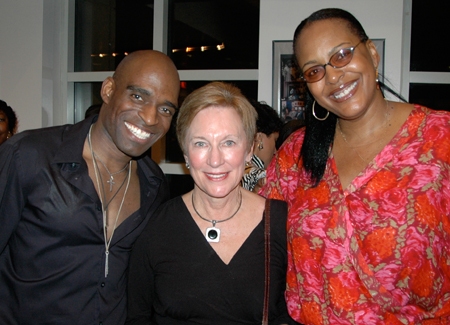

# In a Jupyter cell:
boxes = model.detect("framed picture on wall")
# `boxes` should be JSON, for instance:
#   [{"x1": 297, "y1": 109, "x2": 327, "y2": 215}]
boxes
[
  {"x1": 272, "y1": 39, "x2": 385, "y2": 122},
  {"x1": 272, "y1": 40, "x2": 306, "y2": 122}
]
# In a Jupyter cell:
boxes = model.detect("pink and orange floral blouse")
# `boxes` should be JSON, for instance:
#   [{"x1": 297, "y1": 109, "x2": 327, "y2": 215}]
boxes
[{"x1": 261, "y1": 105, "x2": 450, "y2": 325}]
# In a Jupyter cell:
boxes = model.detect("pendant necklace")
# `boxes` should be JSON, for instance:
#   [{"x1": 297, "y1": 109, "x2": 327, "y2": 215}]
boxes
[
  {"x1": 88, "y1": 125, "x2": 132, "y2": 277},
  {"x1": 94, "y1": 153, "x2": 129, "y2": 191},
  {"x1": 191, "y1": 189, "x2": 242, "y2": 243}
]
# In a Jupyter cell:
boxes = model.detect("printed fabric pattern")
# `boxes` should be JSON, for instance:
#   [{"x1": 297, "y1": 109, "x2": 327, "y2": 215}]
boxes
[
  {"x1": 242, "y1": 154, "x2": 266, "y2": 191},
  {"x1": 261, "y1": 105, "x2": 450, "y2": 325}
]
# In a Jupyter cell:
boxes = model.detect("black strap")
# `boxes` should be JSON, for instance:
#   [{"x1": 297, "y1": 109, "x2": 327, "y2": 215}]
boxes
[{"x1": 262, "y1": 199, "x2": 271, "y2": 325}]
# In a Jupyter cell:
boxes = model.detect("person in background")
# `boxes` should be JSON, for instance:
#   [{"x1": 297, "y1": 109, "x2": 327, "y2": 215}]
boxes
[
  {"x1": 242, "y1": 100, "x2": 283, "y2": 192},
  {"x1": 0, "y1": 50, "x2": 180, "y2": 324},
  {"x1": 126, "y1": 82, "x2": 296, "y2": 325},
  {"x1": 0, "y1": 99, "x2": 18, "y2": 145},
  {"x1": 275, "y1": 119, "x2": 305, "y2": 150},
  {"x1": 261, "y1": 8, "x2": 450, "y2": 325}
]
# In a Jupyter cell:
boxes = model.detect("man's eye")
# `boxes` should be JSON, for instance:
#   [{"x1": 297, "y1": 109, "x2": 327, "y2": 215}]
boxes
[
  {"x1": 159, "y1": 107, "x2": 175, "y2": 116},
  {"x1": 132, "y1": 94, "x2": 143, "y2": 101}
]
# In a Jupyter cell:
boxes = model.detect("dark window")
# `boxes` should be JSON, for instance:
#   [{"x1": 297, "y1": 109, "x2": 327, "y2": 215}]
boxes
[
  {"x1": 410, "y1": 1, "x2": 450, "y2": 72},
  {"x1": 168, "y1": 0, "x2": 260, "y2": 70},
  {"x1": 74, "y1": 82, "x2": 103, "y2": 121},
  {"x1": 409, "y1": 83, "x2": 450, "y2": 112},
  {"x1": 75, "y1": 0, "x2": 154, "y2": 72}
]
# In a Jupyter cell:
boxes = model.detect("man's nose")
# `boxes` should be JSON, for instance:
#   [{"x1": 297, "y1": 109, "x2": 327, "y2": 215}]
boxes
[{"x1": 138, "y1": 104, "x2": 158, "y2": 125}]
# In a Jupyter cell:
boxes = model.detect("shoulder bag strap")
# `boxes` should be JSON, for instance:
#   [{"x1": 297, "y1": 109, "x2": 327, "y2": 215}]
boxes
[{"x1": 262, "y1": 199, "x2": 271, "y2": 325}]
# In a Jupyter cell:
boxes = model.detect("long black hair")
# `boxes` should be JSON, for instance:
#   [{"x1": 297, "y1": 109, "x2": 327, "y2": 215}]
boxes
[{"x1": 293, "y1": 8, "x2": 405, "y2": 186}]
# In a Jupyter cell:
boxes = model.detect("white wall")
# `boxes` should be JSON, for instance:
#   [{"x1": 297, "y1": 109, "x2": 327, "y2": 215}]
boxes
[
  {"x1": 258, "y1": 0, "x2": 405, "y2": 106},
  {"x1": 0, "y1": 0, "x2": 44, "y2": 132}
]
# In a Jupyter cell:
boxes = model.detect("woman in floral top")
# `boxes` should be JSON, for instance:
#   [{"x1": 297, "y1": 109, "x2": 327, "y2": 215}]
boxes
[{"x1": 261, "y1": 8, "x2": 450, "y2": 325}]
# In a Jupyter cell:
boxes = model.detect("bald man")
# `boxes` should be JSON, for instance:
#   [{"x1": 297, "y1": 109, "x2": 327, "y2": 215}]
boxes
[{"x1": 0, "y1": 50, "x2": 180, "y2": 324}]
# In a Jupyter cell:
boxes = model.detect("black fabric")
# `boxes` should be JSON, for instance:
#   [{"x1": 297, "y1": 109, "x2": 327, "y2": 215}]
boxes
[
  {"x1": 0, "y1": 115, "x2": 170, "y2": 325},
  {"x1": 126, "y1": 197, "x2": 296, "y2": 325}
]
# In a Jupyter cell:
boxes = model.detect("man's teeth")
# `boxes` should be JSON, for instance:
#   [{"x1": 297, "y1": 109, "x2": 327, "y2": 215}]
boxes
[
  {"x1": 125, "y1": 122, "x2": 150, "y2": 140},
  {"x1": 334, "y1": 81, "x2": 357, "y2": 99}
]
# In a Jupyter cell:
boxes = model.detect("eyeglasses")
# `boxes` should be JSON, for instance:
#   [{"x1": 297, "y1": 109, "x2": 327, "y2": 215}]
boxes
[{"x1": 301, "y1": 41, "x2": 363, "y2": 83}]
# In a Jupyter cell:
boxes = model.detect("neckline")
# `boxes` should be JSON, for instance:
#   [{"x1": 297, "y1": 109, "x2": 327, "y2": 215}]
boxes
[
  {"x1": 331, "y1": 104, "x2": 423, "y2": 193},
  {"x1": 180, "y1": 196, "x2": 264, "y2": 266}
]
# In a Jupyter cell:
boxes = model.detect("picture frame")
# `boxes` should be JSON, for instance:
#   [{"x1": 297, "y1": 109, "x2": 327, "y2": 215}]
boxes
[
  {"x1": 372, "y1": 38, "x2": 385, "y2": 80},
  {"x1": 272, "y1": 39, "x2": 385, "y2": 121},
  {"x1": 272, "y1": 41, "x2": 305, "y2": 122}
]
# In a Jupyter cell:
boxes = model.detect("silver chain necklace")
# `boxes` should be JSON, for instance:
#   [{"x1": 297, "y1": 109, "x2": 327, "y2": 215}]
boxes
[
  {"x1": 94, "y1": 153, "x2": 129, "y2": 191},
  {"x1": 191, "y1": 189, "x2": 242, "y2": 243},
  {"x1": 88, "y1": 124, "x2": 132, "y2": 277}
]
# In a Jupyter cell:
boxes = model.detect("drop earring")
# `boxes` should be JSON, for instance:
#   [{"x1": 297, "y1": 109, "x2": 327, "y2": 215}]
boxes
[
  {"x1": 258, "y1": 141, "x2": 263, "y2": 150},
  {"x1": 376, "y1": 69, "x2": 380, "y2": 89},
  {"x1": 185, "y1": 162, "x2": 190, "y2": 169}
]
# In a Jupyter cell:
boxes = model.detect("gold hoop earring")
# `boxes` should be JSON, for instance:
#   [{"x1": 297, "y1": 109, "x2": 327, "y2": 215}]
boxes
[{"x1": 312, "y1": 101, "x2": 329, "y2": 121}]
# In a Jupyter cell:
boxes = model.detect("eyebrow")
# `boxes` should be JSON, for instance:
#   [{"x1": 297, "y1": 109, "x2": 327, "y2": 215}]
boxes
[
  {"x1": 127, "y1": 85, "x2": 178, "y2": 110},
  {"x1": 127, "y1": 85, "x2": 152, "y2": 97},
  {"x1": 301, "y1": 42, "x2": 352, "y2": 70}
]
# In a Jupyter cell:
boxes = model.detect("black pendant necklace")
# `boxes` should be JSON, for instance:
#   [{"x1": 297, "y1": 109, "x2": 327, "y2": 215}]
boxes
[{"x1": 191, "y1": 190, "x2": 242, "y2": 243}]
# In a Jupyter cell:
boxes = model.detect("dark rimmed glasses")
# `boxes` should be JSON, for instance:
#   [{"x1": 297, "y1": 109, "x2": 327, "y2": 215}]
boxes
[{"x1": 301, "y1": 41, "x2": 363, "y2": 83}]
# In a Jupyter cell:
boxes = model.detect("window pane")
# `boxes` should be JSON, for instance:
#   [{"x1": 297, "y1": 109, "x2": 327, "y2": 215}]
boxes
[
  {"x1": 168, "y1": 0, "x2": 260, "y2": 70},
  {"x1": 75, "y1": 0, "x2": 154, "y2": 72},
  {"x1": 410, "y1": 1, "x2": 450, "y2": 72},
  {"x1": 74, "y1": 82, "x2": 103, "y2": 122},
  {"x1": 409, "y1": 83, "x2": 450, "y2": 112},
  {"x1": 165, "y1": 80, "x2": 258, "y2": 162}
]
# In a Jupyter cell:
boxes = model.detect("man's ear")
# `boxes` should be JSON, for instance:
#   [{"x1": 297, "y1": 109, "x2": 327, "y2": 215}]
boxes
[{"x1": 100, "y1": 77, "x2": 115, "y2": 104}]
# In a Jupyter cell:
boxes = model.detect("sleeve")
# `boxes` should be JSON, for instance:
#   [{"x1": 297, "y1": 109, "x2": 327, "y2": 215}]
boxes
[
  {"x1": 0, "y1": 141, "x2": 26, "y2": 253},
  {"x1": 284, "y1": 239, "x2": 302, "y2": 323},
  {"x1": 126, "y1": 230, "x2": 154, "y2": 325},
  {"x1": 259, "y1": 151, "x2": 284, "y2": 200}
]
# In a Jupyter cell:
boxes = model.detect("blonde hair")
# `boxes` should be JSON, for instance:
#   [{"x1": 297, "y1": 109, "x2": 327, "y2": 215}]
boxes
[{"x1": 176, "y1": 82, "x2": 257, "y2": 153}]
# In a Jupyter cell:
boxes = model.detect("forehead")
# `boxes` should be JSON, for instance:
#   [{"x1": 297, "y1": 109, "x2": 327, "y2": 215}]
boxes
[
  {"x1": 117, "y1": 58, "x2": 179, "y2": 98},
  {"x1": 295, "y1": 19, "x2": 358, "y2": 63},
  {"x1": 190, "y1": 106, "x2": 244, "y2": 134}
]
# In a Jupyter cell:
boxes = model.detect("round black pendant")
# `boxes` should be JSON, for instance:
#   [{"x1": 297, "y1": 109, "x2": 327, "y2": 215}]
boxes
[{"x1": 207, "y1": 229, "x2": 218, "y2": 239}]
